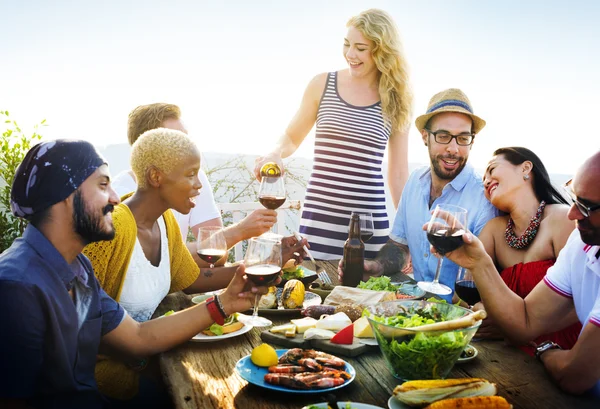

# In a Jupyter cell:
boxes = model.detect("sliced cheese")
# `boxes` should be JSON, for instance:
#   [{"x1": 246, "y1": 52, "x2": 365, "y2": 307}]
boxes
[
  {"x1": 304, "y1": 328, "x2": 335, "y2": 340},
  {"x1": 270, "y1": 323, "x2": 296, "y2": 334},
  {"x1": 353, "y1": 316, "x2": 374, "y2": 338},
  {"x1": 315, "y1": 312, "x2": 352, "y2": 331},
  {"x1": 290, "y1": 317, "x2": 317, "y2": 333},
  {"x1": 285, "y1": 326, "x2": 297, "y2": 338}
]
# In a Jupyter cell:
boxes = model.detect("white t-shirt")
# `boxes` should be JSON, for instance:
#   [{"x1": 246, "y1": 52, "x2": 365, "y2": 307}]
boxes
[
  {"x1": 544, "y1": 229, "x2": 600, "y2": 396},
  {"x1": 111, "y1": 169, "x2": 221, "y2": 241}
]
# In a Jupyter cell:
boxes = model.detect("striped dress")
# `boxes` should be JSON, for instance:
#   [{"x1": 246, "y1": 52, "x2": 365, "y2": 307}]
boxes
[{"x1": 299, "y1": 71, "x2": 392, "y2": 260}]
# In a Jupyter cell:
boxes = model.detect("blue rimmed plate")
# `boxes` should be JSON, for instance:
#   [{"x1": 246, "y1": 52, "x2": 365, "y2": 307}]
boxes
[{"x1": 235, "y1": 349, "x2": 355, "y2": 393}]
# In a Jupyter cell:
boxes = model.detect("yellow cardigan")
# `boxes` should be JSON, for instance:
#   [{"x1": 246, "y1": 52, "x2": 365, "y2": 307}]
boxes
[{"x1": 83, "y1": 201, "x2": 199, "y2": 400}]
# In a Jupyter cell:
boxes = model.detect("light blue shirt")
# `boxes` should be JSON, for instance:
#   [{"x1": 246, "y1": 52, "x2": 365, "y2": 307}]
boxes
[{"x1": 390, "y1": 163, "x2": 499, "y2": 301}]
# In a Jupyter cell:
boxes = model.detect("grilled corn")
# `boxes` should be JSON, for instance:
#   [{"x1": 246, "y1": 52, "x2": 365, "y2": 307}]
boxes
[
  {"x1": 424, "y1": 396, "x2": 512, "y2": 409},
  {"x1": 393, "y1": 378, "x2": 497, "y2": 407}
]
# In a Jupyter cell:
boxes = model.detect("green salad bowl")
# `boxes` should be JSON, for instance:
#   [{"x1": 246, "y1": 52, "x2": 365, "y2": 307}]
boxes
[{"x1": 365, "y1": 300, "x2": 480, "y2": 381}]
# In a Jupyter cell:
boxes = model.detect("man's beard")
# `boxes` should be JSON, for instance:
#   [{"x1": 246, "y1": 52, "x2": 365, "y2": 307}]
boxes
[
  {"x1": 73, "y1": 190, "x2": 115, "y2": 244},
  {"x1": 430, "y1": 151, "x2": 467, "y2": 181}
]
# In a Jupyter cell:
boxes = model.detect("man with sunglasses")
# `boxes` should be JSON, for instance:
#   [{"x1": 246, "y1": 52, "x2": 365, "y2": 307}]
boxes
[
  {"x1": 438, "y1": 150, "x2": 600, "y2": 396},
  {"x1": 339, "y1": 88, "x2": 498, "y2": 301}
]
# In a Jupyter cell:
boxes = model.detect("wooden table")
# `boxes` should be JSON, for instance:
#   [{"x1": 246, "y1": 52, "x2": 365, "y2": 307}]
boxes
[{"x1": 155, "y1": 261, "x2": 597, "y2": 409}]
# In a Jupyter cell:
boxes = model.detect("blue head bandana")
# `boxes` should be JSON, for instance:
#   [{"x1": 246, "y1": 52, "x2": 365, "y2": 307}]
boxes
[{"x1": 10, "y1": 139, "x2": 106, "y2": 219}]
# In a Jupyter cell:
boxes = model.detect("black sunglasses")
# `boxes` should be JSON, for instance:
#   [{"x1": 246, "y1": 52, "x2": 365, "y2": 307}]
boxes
[{"x1": 562, "y1": 179, "x2": 600, "y2": 218}]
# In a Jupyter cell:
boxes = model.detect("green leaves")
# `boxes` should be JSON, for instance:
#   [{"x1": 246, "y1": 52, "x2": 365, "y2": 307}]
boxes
[{"x1": 0, "y1": 110, "x2": 45, "y2": 253}]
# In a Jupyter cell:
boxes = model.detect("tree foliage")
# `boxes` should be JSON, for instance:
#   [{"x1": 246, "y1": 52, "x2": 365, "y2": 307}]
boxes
[{"x1": 0, "y1": 111, "x2": 45, "y2": 253}]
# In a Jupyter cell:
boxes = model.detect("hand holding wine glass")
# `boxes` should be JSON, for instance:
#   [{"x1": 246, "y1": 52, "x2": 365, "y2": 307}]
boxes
[
  {"x1": 418, "y1": 204, "x2": 468, "y2": 295},
  {"x1": 196, "y1": 227, "x2": 227, "y2": 268},
  {"x1": 238, "y1": 237, "x2": 282, "y2": 327}
]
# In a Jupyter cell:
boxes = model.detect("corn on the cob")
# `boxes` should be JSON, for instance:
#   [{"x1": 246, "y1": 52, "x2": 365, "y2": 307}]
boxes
[
  {"x1": 424, "y1": 396, "x2": 512, "y2": 409},
  {"x1": 393, "y1": 378, "x2": 497, "y2": 406},
  {"x1": 397, "y1": 378, "x2": 489, "y2": 392}
]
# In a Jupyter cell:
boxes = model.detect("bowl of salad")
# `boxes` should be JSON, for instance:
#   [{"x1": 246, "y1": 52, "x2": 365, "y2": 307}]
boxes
[{"x1": 365, "y1": 300, "x2": 480, "y2": 381}]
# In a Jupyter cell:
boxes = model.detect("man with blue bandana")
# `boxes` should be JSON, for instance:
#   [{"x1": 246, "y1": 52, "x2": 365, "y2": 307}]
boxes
[
  {"x1": 339, "y1": 88, "x2": 498, "y2": 301},
  {"x1": 0, "y1": 140, "x2": 272, "y2": 408}
]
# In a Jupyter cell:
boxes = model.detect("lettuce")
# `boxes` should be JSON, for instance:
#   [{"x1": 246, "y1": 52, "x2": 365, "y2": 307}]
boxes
[
  {"x1": 372, "y1": 302, "x2": 467, "y2": 379},
  {"x1": 209, "y1": 323, "x2": 224, "y2": 336},
  {"x1": 282, "y1": 266, "x2": 305, "y2": 280},
  {"x1": 357, "y1": 276, "x2": 397, "y2": 291}
]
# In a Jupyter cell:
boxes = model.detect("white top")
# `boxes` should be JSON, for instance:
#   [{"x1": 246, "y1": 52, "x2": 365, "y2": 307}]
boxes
[
  {"x1": 112, "y1": 169, "x2": 221, "y2": 240},
  {"x1": 544, "y1": 230, "x2": 600, "y2": 396},
  {"x1": 119, "y1": 216, "x2": 171, "y2": 322}
]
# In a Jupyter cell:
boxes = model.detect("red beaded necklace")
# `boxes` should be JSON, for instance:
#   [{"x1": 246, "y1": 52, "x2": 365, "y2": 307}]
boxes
[{"x1": 505, "y1": 201, "x2": 546, "y2": 250}]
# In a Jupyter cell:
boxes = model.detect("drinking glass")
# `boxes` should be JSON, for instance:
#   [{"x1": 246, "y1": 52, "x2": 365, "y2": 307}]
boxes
[
  {"x1": 351, "y1": 211, "x2": 374, "y2": 242},
  {"x1": 418, "y1": 204, "x2": 468, "y2": 295},
  {"x1": 258, "y1": 176, "x2": 286, "y2": 210},
  {"x1": 455, "y1": 268, "x2": 481, "y2": 307},
  {"x1": 238, "y1": 237, "x2": 282, "y2": 327},
  {"x1": 196, "y1": 227, "x2": 227, "y2": 268}
]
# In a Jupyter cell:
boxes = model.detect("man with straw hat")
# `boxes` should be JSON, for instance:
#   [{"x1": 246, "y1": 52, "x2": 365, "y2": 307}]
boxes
[{"x1": 340, "y1": 88, "x2": 498, "y2": 301}]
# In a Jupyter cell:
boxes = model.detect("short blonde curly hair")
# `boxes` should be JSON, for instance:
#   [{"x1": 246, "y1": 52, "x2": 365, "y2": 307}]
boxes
[{"x1": 130, "y1": 128, "x2": 200, "y2": 189}]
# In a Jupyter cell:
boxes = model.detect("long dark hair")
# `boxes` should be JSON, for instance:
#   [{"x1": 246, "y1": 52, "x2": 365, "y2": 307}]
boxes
[{"x1": 493, "y1": 147, "x2": 568, "y2": 205}]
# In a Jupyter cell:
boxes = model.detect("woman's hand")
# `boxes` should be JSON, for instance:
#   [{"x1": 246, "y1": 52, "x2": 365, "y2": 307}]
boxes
[
  {"x1": 281, "y1": 236, "x2": 308, "y2": 265},
  {"x1": 219, "y1": 264, "x2": 278, "y2": 315},
  {"x1": 253, "y1": 153, "x2": 284, "y2": 181}
]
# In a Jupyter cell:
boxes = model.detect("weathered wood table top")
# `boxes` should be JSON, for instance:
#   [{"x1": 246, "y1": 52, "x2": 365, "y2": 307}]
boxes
[{"x1": 155, "y1": 260, "x2": 597, "y2": 409}]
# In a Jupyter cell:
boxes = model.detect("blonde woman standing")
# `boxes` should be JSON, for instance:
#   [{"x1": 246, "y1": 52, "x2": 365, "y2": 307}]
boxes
[{"x1": 255, "y1": 8, "x2": 413, "y2": 260}]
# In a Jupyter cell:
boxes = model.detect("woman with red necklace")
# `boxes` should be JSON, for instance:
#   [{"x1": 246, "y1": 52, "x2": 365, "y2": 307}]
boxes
[{"x1": 472, "y1": 147, "x2": 581, "y2": 355}]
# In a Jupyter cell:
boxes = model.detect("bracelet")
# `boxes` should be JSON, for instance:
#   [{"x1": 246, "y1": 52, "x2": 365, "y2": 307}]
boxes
[
  {"x1": 206, "y1": 297, "x2": 226, "y2": 325},
  {"x1": 214, "y1": 294, "x2": 228, "y2": 318}
]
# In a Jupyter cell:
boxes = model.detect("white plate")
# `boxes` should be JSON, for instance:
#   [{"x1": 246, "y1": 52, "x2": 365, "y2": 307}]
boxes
[
  {"x1": 191, "y1": 290, "x2": 223, "y2": 304},
  {"x1": 304, "y1": 402, "x2": 385, "y2": 409},
  {"x1": 190, "y1": 323, "x2": 253, "y2": 342},
  {"x1": 388, "y1": 396, "x2": 411, "y2": 409}
]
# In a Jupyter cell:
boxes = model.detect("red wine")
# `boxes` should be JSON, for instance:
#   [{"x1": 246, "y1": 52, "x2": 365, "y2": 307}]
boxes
[
  {"x1": 259, "y1": 196, "x2": 286, "y2": 210},
  {"x1": 245, "y1": 264, "x2": 281, "y2": 286},
  {"x1": 427, "y1": 228, "x2": 466, "y2": 255},
  {"x1": 197, "y1": 249, "x2": 227, "y2": 264},
  {"x1": 360, "y1": 232, "x2": 373, "y2": 242},
  {"x1": 455, "y1": 280, "x2": 481, "y2": 305}
]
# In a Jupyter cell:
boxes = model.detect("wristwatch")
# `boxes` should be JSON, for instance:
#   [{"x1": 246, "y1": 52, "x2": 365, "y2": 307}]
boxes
[{"x1": 535, "y1": 340, "x2": 562, "y2": 360}]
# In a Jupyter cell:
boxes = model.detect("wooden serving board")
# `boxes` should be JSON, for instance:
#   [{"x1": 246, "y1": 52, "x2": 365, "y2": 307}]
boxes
[{"x1": 260, "y1": 330, "x2": 371, "y2": 357}]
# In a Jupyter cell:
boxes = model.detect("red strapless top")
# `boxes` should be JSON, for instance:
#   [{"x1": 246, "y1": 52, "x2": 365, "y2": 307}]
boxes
[{"x1": 500, "y1": 259, "x2": 582, "y2": 356}]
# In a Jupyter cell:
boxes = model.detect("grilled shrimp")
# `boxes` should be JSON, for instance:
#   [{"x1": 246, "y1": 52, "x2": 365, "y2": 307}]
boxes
[
  {"x1": 297, "y1": 358, "x2": 322, "y2": 371},
  {"x1": 264, "y1": 373, "x2": 309, "y2": 390},
  {"x1": 306, "y1": 377, "x2": 346, "y2": 388},
  {"x1": 268, "y1": 365, "x2": 308, "y2": 373}
]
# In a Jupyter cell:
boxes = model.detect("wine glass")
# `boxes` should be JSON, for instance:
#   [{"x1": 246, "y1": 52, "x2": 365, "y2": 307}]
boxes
[
  {"x1": 455, "y1": 268, "x2": 481, "y2": 307},
  {"x1": 418, "y1": 204, "x2": 468, "y2": 295},
  {"x1": 258, "y1": 175, "x2": 286, "y2": 237},
  {"x1": 196, "y1": 227, "x2": 227, "y2": 268},
  {"x1": 238, "y1": 237, "x2": 282, "y2": 327},
  {"x1": 351, "y1": 211, "x2": 374, "y2": 242}
]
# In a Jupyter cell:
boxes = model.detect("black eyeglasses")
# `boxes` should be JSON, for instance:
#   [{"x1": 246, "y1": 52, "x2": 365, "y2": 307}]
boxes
[
  {"x1": 562, "y1": 179, "x2": 600, "y2": 218},
  {"x1": 425, "y1": 129, "x2": 474, "y2": 146}
]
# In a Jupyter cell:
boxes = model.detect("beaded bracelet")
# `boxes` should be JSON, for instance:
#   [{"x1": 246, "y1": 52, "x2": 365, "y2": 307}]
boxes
[{"x1": 206, "y1": 296, "x2": 226, "y2": 325}]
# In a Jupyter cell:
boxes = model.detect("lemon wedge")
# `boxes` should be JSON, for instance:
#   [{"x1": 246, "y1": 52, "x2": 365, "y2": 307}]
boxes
[{"x1": 250, "y1": 343, "x2": 278, "y2": 367}]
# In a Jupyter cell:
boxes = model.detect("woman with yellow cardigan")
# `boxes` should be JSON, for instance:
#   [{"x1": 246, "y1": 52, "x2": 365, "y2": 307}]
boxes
[{"x1": 83, "y1": 128, "x2": 303, "y2": 407}]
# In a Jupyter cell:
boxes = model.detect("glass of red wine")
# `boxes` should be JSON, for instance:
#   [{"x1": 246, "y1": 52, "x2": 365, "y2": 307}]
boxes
[
  {"x1": 351, "y1": 211, "x2": 374, "y2": 242},
  {"x1": 238, "y1": 237, "x2": 282, "y2": 327},
  {"x1": 196, "y1": 227, "x2": 227, "y2": 268},
  {"x1": 418, "y1": 204, "x2": 468, "y2": 295},
  {"x1": 258, "y1": 176, "x2": 286, "y2": 210},
  {"x1": 455, "y1": 268, "x2": 481, "y2": 307}
]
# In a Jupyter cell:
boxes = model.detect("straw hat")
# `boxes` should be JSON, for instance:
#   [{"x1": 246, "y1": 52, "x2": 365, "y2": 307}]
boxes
[{"x1": 415, "y1": 88, "x2": 486, "y2": 134}]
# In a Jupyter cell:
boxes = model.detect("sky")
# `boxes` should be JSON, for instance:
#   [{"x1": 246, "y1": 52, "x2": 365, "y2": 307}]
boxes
[{"x1": 2, "y1": 0, "x2": 599, "y2": 175}]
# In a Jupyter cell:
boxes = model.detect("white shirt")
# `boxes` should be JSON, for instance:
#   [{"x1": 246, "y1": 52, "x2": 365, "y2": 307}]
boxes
[
  {"x1": 544, "y1": 229, "x2": 600, "y2": 396},
  {"x1": 111, "y1": 169, "x2": 221, "y2": 240},
  {"x1": 118, "y1": 216, "x2": 171, "y2": 322}
]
